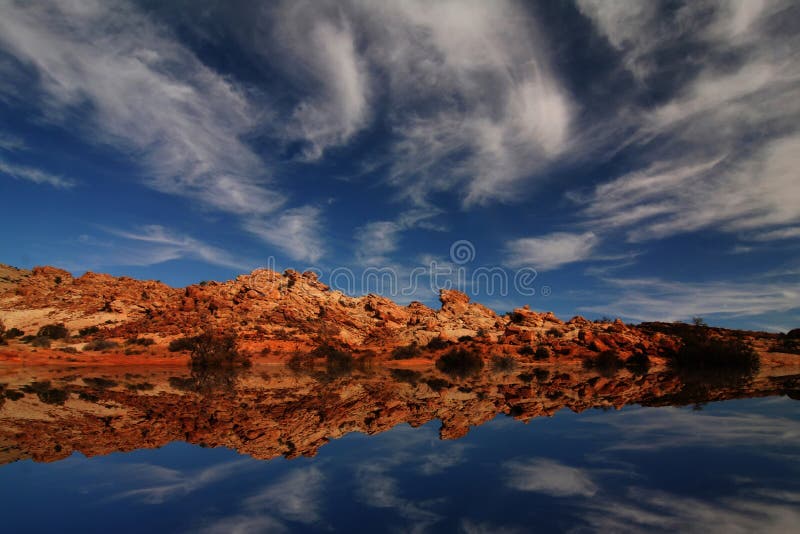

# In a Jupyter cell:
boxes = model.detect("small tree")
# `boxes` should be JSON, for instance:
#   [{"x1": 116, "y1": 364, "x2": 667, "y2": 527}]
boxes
[{"x1": 692, "y1": 317, "x2": 708, "y2": 327}]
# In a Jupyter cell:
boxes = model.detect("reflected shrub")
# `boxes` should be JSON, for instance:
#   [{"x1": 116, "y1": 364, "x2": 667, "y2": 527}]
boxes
[
  {"x1": 625, "y1": 352, "x2": 651, "y2": 375},
  {"x1": 391, "y1": 342, "x2": 421, "y2": 360},
  {"x1": 4, "y1": 327, "x2": 23, "y2": 339},
  {"x1": 436, "y1": 348, "x2": 484, "y2": 378},
  {"x1": 31, "y1": 336, "x2": 52, "y2": 348},
  {"x1": 491, "y1": 355, "x2": 517, "y2": 372},
  {"x1": 21, "y1": 381, "x2": 69, "y2": 405},
  {"x1": 583, "y1": 350, "x2": 623, "y2": 377}
]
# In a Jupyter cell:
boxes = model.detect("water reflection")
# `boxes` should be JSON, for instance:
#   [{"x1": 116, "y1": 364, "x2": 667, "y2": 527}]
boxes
[{"x1": 0, "y1": 363, "x2": 797, "y2": 464}]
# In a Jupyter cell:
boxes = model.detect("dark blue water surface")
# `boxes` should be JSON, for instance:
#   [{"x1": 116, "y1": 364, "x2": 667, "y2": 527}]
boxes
[{"x1": 1, "y1": 366, "x2": 799, "y2": 533}]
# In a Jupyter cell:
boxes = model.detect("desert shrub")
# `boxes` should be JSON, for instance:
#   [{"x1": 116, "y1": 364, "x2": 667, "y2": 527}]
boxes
[
  {"x1": 124, "y1": 348, "x2": 143, "y2": 355},
  {"x1": 426, "y1": 338, "x2": 452, "y2": 351},
  {"x1": 5, "y1": 390, "x2": 24, "y2": 401},
  {"x1": 583, "y1": 350, "x2": 624, "y2": 377},
  {"x1": 391, "y1": 342, "x2": 421, "y2": 360},
  {"x1": 82, "y1": 377, "x2": 118, "y2": 389},
  {"x1": 0, "y1": 318, "x2": 4, "y2": 337},
  {"x1": 31, "y1": 336, "x2": 51, "y2": 348},
  {"x1": 458, "y1": 335, "x2": 474, "y2": 342},
  {"x1": 168, "y1": 337, "x2": 195, "y2": 352},
  {"x1": 491, "y1": 355, "x2": 517, "y2": 372},
  {"x1": 37, "y1": 323, "x2": 69, "y2": 339},
  {"x1": 546, "y1": 327, "x2": 563, "y2": 338},
  {"x1": 517, "y1": 345, "x2": 534, "y2": 356},
  {"x1": 84, "y1": 339, "x2": 119, "y2": 351},
  {"x1": 78, "y1": 326, "x2": 100, "y2": 337},
  {"x1": 508, "y1": 311, "x2": 525, "y2": 324},
  {"x1": 60, "y1": 346, "x2": 79, "y2": 354},
  {"x1": 187, "y1": 331, "x2": 251, "y2": 369},
  {"x1": 625, "y1": 352, "x2": 651, "y2": 375},
  {"x1": 534, "y1": 346, "x2": 551, "y2": 361},
  {"x1": 126, "y1": 337, "x2": 155, "y2": 346},
  {"x1": 4, "y1": 327, "x2": 23, "y2": 338},
  {"x1": 436, "y1": 348, "x2": 484, "y2": 378},
  {"x1": 126, "y1": 382, "x2": 154, "y2": 391}
]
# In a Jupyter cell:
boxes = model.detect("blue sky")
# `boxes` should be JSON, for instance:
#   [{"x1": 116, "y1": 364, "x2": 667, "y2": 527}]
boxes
[{"x1": 0, "y1": 0, "x2": 798, "y2": 330}]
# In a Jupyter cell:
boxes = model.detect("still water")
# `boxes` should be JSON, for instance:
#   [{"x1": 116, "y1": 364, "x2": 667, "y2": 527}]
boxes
[{"x1": 0, "y1": 363, "x2": 798, "y2": 533}]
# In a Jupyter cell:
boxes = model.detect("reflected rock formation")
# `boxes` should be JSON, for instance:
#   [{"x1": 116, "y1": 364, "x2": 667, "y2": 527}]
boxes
[{"x1": 1, "y1": 362, "x2": 798, "y2": 466}]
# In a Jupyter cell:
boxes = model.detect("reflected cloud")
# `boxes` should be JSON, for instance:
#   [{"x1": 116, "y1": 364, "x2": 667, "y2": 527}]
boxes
[
  {"x1": 584, "y1": 408, "x2": 800, "y2": 452},
  {"x1": 108, "y1": 460, "x2": 251, "y2": 504},
  {"x1": 244, "y1": 467, "x2": 325, "y2": 524},
  {"x1": 503, "y1": 458, "x2": 598, "y2": 497},
  {"x1": 582, "y1": 487, "x2": 800, "y2": 534}
]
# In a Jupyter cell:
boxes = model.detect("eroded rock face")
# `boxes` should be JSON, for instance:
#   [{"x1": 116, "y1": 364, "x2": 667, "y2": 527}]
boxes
[
  {"x1": 0, "y1": 263, "x2": 786, "y2": 366},
  {"x1": 0, "y1": 364, "x2": 797, "y2": 465}
]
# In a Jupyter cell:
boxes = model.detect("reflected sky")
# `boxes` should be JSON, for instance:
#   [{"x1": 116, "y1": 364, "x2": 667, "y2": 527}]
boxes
[{"x1": 0, "y1": 365, "x2": 799, "y2": 533}]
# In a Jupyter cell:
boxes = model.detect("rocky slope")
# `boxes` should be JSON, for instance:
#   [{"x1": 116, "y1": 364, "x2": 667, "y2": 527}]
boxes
[{"x1": 0, "y1": 263, "x2": 794, "y2": 365}]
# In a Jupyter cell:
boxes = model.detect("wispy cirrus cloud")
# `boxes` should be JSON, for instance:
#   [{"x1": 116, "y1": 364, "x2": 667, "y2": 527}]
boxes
[
  {"x1": 579, "y1": 276, "x2": 799, "y2": 322},
  {"x1": 0, "y1": 158, "x2": 75, "y2": 188},
  {"x1": 244, "y1": 206, "x2": 325, "y2": 263},
  {"x1": 260, "y1": 0, "x2": 572, "y2": 207},
  {"x1": 503, "y1": 458, "x2": 598, "y2": 497},
  {"x1": 573, "y1": 0, "x2": 800, "y2": 249},
  {"x1": 0, "y1": 0, "x2": 283, "y2": 216},
  {"x1": 505, "y1": 232, "x2": 599, "y2": 271}
]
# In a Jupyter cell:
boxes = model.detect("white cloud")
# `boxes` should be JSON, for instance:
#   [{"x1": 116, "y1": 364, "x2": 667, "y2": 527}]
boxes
[
  {"x1": 505, "y1": 232, "x2": 598, "y2": 270},
  {"x1": 109, "y1": 460, "x2": 251, "y2": 504},
  {"x1": 271, "y1": 3, "x2": 370, "y2": 159},
  {"x1": 355, "y1": 221, "x2": 401, "y2": 266},
  {"x1": 245, "y1": 206, "x2": 325, "y2": 263},
  {"x1": 745, "y1": 227, "x2": 800, "y2": 242},
  {"x1": 503, "y1": 458, "x2": 598, "y2": 497},
  {"x1": 579, "y1": 276, "x2": 799, "y2": 322},
  {"x1": 263, "y1": 0, "x2": 571, "y2": 207},
  {"x1": 244, "y1": 467, "x2": 325, "y2": 524},
  {"x1": 0, "y1": 158, "x2": 75, "y2": 188},
  {"x1": 573, "y1": 0, "x2": 800, "y2": 245},
  {"x1": 0, "y1": 0, "x2": 283, "y2": 215},
  {"x1": 101, "y1": 225, "x2": 249, "y2": 270}
]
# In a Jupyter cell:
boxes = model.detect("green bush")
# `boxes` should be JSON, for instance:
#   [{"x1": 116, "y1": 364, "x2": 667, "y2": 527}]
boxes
[
  {"x1": 436, "y1": 348, "x2": 484, "y2": 378},
  {"x1": 37, "y1": 323, "x2": 69, "y2": 339}
]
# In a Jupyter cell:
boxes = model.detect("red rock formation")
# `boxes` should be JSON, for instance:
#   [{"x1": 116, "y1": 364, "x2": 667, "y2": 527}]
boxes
[{"x1": 0, "y1": 263, "x2": 792, "y2": 366}]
